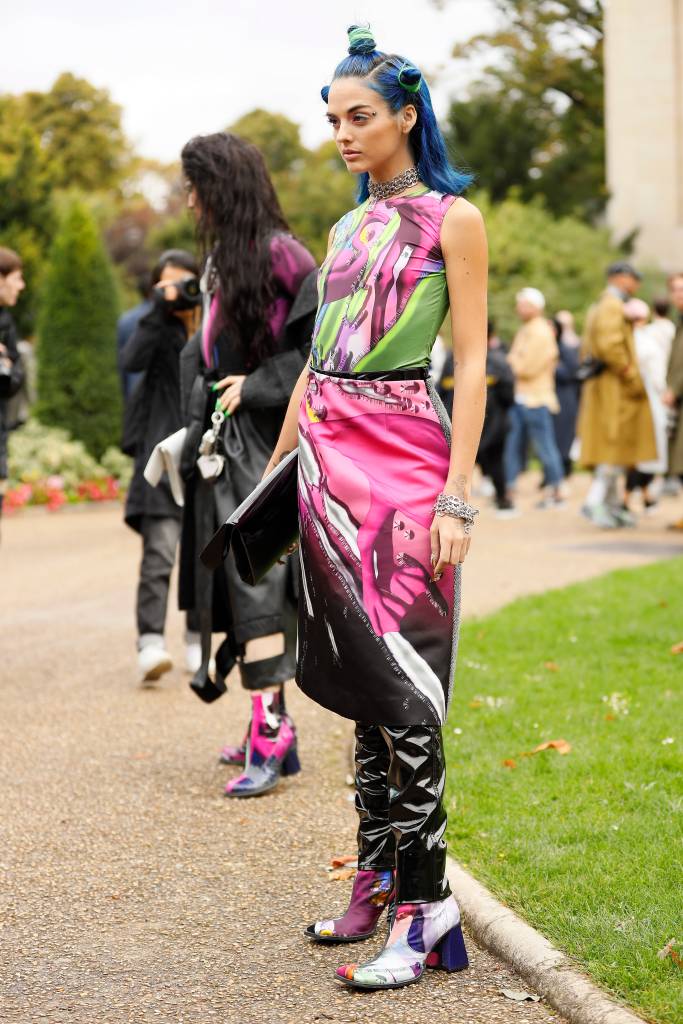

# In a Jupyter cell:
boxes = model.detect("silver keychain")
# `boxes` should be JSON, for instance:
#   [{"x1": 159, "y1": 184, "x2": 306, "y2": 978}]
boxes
[{"x1": 197, "y1": 409, "x2": 226, "y2": 481}]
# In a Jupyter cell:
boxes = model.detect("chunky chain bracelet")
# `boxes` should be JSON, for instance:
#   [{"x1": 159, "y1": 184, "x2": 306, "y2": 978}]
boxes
[{"x1": 432, "y1": 493, "x2": 479, "y2": 533}]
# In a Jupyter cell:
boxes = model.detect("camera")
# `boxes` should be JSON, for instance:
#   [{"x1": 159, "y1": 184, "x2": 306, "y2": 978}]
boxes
[{"x1": 159, "y1": 276, "x2": 202, "y2": 311}]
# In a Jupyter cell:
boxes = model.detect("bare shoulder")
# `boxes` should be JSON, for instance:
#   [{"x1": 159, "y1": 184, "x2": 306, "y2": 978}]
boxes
[
  {"x1": 441, "y1": 197, "x2": 486, "y2": 254},
  {"x1": 444, "y1": 193, "x2": 485, "y2": 262}
]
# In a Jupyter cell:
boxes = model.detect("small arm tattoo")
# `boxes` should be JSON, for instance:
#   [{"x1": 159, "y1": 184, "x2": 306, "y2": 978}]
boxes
[{"x1": 277, "y1": 450, "x2": 292, "y2": 463}]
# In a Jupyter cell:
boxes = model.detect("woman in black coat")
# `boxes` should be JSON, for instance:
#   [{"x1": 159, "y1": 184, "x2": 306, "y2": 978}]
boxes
[
  {"x1": 121, "y1": 249, "x2": 201, "y2": 683},
  {"x1": 179, "y1": 132, "x2": 317, "y2": 798},
  {"x1": 0, "y1": 247, "x2": 26, "y2": 526}
]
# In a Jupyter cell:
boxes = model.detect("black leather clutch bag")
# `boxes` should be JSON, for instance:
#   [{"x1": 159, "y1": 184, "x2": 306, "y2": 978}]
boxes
[{"x1": 200, "y1": 449, "x2": 299, "y2": 586}]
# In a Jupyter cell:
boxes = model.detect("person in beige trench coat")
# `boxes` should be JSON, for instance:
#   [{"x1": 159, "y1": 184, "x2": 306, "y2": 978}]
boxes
[
  {"x1": 663, "y1": 272, "x2": 683, "y2": 529},
  {"x1": 578, "y1": 263, "x2": 656, "y2": 528}
]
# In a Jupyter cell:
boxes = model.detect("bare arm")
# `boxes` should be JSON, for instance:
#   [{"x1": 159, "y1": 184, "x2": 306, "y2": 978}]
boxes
[
  {"x1": 431, "y1": 197, "x2": 488, "y2": 576},
  {"x1": 262, "y1": 361, "x2": 310, "y2": 477}
]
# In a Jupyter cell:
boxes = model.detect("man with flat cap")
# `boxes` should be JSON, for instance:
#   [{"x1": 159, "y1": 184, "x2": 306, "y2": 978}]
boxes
[{"x1": 578, "y1": 262, "x2": 656, "y2": 527}]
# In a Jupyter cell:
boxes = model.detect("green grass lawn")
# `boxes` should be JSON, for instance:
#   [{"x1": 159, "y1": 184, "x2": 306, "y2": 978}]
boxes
[{"x1": 445, "y1": 559, "x2": 682, "y2": 1024}]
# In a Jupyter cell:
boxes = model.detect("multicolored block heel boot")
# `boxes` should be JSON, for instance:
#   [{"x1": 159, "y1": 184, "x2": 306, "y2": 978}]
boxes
[
  {"x1": 218, "y1": 736, "x2": 247, "y2": 766},
  {"x1": 305, "y1": 869, "x2": 394, "y2": 943},
  {"x1": 334, "y1": 895, "x2": 468, "y2": 990},
  {"x1": 223, "y1": 691, "x2": 300, "y2": 798}
]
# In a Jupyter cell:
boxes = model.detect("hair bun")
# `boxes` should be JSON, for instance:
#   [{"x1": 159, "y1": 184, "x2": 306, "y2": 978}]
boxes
[
  {"x1": 347, "y1": 24, "x2": 377, "y2": 55},
  {"x1": 398, "y1": 64, "x2": 422, "y2": 93}
]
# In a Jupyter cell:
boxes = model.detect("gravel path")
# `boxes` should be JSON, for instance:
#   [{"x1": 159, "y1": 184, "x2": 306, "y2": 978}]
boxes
[{"x1": 1, "y1": 476, "x2": 677, "y2": 1024}]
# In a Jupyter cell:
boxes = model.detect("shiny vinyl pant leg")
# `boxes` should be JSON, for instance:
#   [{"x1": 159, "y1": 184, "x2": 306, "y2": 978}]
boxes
[
  {"x1": 355, "y1": 723, "x2": 396, "y2": 872},
  {"x1": 380, "y1": 724, "x2": 451, "y2": 904}
]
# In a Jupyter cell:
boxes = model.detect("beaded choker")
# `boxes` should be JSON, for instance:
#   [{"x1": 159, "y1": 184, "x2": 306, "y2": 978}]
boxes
[{"x1": 368, "y1": 166, "x2": 420, "y2": 201}]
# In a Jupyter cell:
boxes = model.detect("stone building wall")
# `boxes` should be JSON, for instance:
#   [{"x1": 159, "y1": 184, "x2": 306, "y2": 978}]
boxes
[{"x1": 605, "y1": 0, "x2": 683, "y2": 270}]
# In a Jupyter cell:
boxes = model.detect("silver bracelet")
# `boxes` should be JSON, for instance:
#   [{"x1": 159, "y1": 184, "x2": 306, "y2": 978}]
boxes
[{"x1": 432, "y1": 493, "x2": 479, "y2": 529}]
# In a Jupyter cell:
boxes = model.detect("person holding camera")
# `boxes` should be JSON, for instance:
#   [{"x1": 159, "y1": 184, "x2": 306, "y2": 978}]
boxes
[
  {"x1": 0, "y1": 246, "x2": 26, "y2": 525},
  {"x1": 121, "y1": 249, "x2": 202, "y2": 683}
]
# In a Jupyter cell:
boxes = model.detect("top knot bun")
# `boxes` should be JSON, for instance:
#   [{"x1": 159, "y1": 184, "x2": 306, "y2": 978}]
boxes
[{"x1": 347, "y1": 24, "x2": 377, "y2": 55}]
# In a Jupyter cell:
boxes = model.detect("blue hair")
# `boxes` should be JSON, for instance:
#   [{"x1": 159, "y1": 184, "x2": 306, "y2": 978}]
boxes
[{"x1": 324, "y1": 24, "x2": 473, "y2": 204}]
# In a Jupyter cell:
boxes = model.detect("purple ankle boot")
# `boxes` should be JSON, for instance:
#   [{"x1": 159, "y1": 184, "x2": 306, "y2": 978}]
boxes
[{"x1": 305, "y1": 869, "x2": 394, "y2": 943}]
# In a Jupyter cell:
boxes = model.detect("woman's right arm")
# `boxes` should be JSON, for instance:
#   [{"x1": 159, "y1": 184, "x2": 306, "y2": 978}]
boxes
[{"x1": 262, "y1": 360, "x2": 310, "y2": 477}]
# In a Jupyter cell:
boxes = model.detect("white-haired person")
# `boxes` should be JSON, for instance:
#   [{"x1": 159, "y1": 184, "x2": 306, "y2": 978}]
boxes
[{"x1": 504, "y1": 287, "x2": 565, "y2": 509}]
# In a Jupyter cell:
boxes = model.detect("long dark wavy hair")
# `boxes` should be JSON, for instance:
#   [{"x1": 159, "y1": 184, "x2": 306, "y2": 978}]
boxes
[{"x1": 181, "y1": 132, "x2": 289, "y2": 366}]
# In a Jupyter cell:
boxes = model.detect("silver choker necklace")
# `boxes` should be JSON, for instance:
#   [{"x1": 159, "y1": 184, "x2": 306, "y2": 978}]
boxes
[{"x1": 368, "y1": 167, "x2": 420, "y2": 201}]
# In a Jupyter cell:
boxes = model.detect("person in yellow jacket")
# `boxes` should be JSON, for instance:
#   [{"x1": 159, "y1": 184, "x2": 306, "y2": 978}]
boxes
[
  {"x1": 578, "y1": 262, "x2": 657, "y2": 528},
  {"x1": 504, "y1": 287, "x2": 565, "y2": 509}
]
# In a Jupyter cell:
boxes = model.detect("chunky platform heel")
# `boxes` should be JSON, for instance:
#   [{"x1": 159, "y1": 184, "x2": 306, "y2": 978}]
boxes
[
  {"x1": 282, "y1": 745, "x2": 301, "y2": 776},
  {"x1": 426, "y1": 922, "x2": 469, "y2": 972},
  {"x1": 335, "y1": 896, "x2": 466, "y2": 990}
]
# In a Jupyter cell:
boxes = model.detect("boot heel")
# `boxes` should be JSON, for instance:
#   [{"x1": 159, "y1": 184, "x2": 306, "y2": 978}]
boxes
[
  {"x1": 429, "y1": 922, "x2": 469, "y2": 972},
  {"x1": 282, "y1": 745, "x2": 301, "y2": 777}
]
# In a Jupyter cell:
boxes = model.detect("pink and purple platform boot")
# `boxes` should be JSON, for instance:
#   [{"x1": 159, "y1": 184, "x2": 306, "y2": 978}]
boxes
[
  {"x1": 305, "y1": 869, "x2": 394, "y2": 944},
  {"x1": 334, "y1": 895, "x2": 468, "y2": 990},
  {"x1": 223, "y1": 691, "x2": 300, "y2": 798}
]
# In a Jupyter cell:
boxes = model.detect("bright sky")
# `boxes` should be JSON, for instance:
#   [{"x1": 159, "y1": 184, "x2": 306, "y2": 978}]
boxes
[{"x1": 5, "y1": 0, "x2": 497, "y2": 163}]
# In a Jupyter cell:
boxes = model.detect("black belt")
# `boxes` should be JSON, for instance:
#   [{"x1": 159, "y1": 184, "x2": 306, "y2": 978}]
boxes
[{"x1": 311, "y1": 366, "x2": 430, "y2": 382}]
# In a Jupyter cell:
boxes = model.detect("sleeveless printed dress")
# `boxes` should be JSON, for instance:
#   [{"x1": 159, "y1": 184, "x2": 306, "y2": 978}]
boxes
[{"x1": 296, "y1": 186, "x2": 460, "y2": 727}]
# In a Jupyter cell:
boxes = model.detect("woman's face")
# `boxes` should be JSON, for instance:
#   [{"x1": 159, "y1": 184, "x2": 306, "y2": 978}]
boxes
[
  {"x1": 0, "y1": 269, "x2": 25, "y2": 307},
  {"x1": 326, "y1": 77, "x2": 416, "y2": 177},
  {"x1": 185, "y1": 181, "x2": 201, "y2": 220}
]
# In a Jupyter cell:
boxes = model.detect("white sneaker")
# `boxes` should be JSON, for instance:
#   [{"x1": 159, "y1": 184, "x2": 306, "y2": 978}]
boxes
[
  {"x1": 184, "y1": 640, "x2": 216, "y2": 676},
  {"x1": 138, "y1": 645, "x2": 173, "y2": 684},
  {"x1": 185, "y1": 642, "x2": 202, "y2": 674}
]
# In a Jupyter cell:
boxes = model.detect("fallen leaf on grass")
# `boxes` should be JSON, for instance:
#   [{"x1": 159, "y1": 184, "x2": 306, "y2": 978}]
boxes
[
  {"x1": 330, "y1": 855, "x2": 357, "y2": 868},
  {"x1": 670, "y1": 641, "x2": 683, "y2": 655},
  {"x1": 499, "y1": 988, "x2": 540, "y2": 1002},
  {"x1": 502, "y1": 759, "x2": 517, "y2": 769},
  {"x1": 532, "y1": 739, "x2": 572, "y2": 755},
  {"x1": 657, "y1": 939, "x2": 682, "y2": 967},
  {"x1": 468, "y1": 699, "x2": 483, "y2": 708},
  {"x1": 328, "y1": 867, "x2": 356, "y2": 882},
  {"x1": 543, "y1": 661, "x2": 559, "y2": 672}
]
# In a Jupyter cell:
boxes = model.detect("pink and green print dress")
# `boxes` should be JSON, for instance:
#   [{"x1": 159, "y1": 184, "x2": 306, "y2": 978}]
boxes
[{"x1": 296, "y1": 186, "x2": 460, "y2": 727}]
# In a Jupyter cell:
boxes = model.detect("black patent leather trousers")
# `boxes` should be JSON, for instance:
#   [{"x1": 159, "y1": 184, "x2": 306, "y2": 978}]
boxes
[{"x1": 354, "y1": 722, "x2": 451, "y2": 903}]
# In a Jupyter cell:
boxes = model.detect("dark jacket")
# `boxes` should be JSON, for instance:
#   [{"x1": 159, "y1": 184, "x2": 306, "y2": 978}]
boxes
[
  {"x1": 479, "y1": 347, "x2": 514, "y2": 453},
  {"x1": 120, "y1": 295, "x2": 188, "y2": 531},
  {"x1": 117, "y1": 300, "x2": 152, "y2": 401},
  {"x1": 553, "y1": 339, "x2": 581, "y2": 462},
  {"x1": 178, "y1": 268, "x2": 318, "y2": 688},
  {"x1": 0, "y1": 308, "x2": 25, "y2": 480}
]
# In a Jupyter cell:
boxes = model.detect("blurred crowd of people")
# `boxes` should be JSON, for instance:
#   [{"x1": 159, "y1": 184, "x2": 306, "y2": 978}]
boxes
[{"x1": 436, "y1": 262, "x2": 683, "y2": 529}]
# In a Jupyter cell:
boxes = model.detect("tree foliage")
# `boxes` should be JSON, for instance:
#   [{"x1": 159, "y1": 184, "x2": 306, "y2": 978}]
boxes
[
  {"x1": 443, "y1": 0, "x2": 606, "y2": 220},
  {"x1": 36, "y1": 200, "x2": 121, "y2": 458},
  {"x1": 0, "y1": 74, "x2": 132, "y2": 333},
  {"x1": 228, "y1": 110, "x2": 355, "y2": 262},
  {"x1": 478, "y1": 190, "x2": 619, "y2": 340},
  {"x1": 19, "y1": 73, "x2": 131, "y2": 193}
]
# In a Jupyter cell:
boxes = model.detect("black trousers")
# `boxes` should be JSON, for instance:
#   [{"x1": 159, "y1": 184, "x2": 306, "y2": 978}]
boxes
[
  {"x1": 354, "y1": 722, "x2": 451, "y2": 903},
  {"x1": 478, "y1": 441, "x2": 507, "y2": 506}
]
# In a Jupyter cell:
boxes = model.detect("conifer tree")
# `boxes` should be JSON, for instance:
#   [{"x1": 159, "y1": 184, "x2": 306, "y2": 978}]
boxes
[{"x1": 36, "y1": 200, "x2": 121, "y2": 458}]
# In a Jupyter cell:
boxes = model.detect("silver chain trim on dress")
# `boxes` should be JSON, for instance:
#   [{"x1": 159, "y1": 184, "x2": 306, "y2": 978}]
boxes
[{"x1": 368, "y1": 166, "x2": 420, "y2": 201}]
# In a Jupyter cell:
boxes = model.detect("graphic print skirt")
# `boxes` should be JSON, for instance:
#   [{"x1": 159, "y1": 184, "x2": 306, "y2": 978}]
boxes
[{"x1": 296, "y1": 368, "x2": 461, "y2": 727}]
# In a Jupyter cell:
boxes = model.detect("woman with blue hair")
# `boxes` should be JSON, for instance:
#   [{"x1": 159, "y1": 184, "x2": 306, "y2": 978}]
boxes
[{"x1": 266, "y1": 25, "x2": 488, "y2": 990}]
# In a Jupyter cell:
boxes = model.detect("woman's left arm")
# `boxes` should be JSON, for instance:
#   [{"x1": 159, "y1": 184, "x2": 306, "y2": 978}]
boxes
[{"x1": 431, "y1": 198, "x2": 488, "y2": 578}]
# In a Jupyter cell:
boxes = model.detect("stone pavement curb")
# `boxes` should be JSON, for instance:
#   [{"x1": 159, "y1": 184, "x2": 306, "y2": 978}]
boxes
[{"x1": 446, "y1": 858, "x2": 647, "y2": 1024}]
